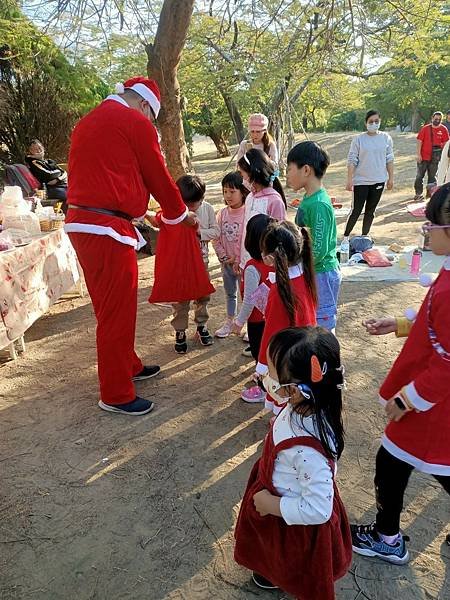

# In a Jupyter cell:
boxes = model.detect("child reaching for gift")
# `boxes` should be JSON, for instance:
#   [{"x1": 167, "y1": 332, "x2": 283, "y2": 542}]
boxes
[
  {"x1": 234, "y1": 326, "x2": 352, "y2": 599},
  {"x1": 148, "y1": 175, "x2": 216, "y2": 353}
]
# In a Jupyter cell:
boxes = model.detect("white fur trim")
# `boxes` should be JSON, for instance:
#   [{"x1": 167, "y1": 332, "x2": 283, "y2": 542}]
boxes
[
  {"x1": 115, "y1": 82, "x2": 125, "y2": 94},
  {"x1": 256, "y1": 362, "x2": 268, "y2": 376},
  {"x1": 382, "y1": 435, "x2": 450, "y2": 476},
  {"x1": 419, "y1": 273, "x2": 434, "y2": 287},
  {"x1": 128, "y1": 83, "x2": 161, "y2": 117},
  {"x1": 444, "y1": 256, "x2": 450, "y2": 270},
  {"x1": 160, "y1": 208, "x2": 189, "y2": 225},
  {"x1": 64, "y1": 223, "x2": 146, "y2": 250},
  {"x1": 105, "y1": 94, "x2": 129, "y2": 108},
  {"x1": 404, "y1": 382, "x2": 434, "y2": 412},
  {"x1": 378, "y1": 394, "x2": 388, "y2": 406},
  {"x1": 404, "y1": 307, "x2": 417, "y2": 321}
]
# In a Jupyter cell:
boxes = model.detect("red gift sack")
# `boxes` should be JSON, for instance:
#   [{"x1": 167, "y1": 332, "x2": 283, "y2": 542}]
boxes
[
  {"x1": 362, "y1": 248, "x2": 392, "y2": 267},
  {"x1": 148, "y1": 218, "x2": 215, "y2": 303}
]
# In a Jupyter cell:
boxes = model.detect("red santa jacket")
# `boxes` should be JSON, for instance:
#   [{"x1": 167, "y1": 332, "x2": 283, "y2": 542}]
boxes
[
  {"x1": 65, "y1": 95, "x2": 187, "y2": 248},
  {"x1": 380, "y1": 258, "x2": 450, "y2": 475},
  {"x1": 256, "y1": 264, "x2": 317, "y2": 374}
]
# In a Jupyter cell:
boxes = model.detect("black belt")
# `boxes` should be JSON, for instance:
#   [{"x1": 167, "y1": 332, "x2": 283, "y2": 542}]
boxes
[{"x1": 67, "y1": 204, "x2": 133, "y2": 222}]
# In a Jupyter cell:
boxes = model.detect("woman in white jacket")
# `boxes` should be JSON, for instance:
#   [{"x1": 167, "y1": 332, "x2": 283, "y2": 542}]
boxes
[{"x1": 436, "y1": 140, "x2": 450, "y2": 186}]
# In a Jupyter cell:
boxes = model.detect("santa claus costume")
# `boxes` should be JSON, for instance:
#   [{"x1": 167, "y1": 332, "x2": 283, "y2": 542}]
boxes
[
  {"x1": 352, "y1": 257, "x2": 450, "y2": 563},
  {"x1": 65, "y1": 77, "x2": 189, "y2": 415}
]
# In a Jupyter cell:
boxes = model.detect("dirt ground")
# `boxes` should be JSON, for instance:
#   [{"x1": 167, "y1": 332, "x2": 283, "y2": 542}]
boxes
[{"x1": 1, "y1": 131, "x2": 449, "y2": 600}]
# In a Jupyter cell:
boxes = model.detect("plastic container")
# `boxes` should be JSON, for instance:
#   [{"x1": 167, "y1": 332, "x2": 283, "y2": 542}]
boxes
[
  {"x1": 340, "y1": 239, "x2": 350, "y2": 264},
  {"x1": 2, "y1": 212, "x2": 40, "y2": 235},
  {"x1": 410, "y1": 249, "x2": 422, "y2": 276}
]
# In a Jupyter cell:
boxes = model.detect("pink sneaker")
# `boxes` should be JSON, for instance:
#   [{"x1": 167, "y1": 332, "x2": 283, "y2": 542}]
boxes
[
  {"x1": 215, "y1": 319, "x2": 233, "y2": 338},
  {"x1": 241, "y1": 386, "x2": 266, "y2": 403}
]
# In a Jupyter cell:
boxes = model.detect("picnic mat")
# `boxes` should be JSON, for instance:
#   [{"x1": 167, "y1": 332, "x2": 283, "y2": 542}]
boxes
[
  {"x1": 406, "y1": 201, "x2": 426, "y2": 218},
  {"x1": 341, "y1": 246, "x2": 445, "y2": 282}
]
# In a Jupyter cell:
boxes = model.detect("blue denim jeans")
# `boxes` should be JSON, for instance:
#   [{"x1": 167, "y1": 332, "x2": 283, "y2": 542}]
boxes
[
  {"x1": 316, "y1": 269, "x2": 342, "y2": 330},
  {"x1": 222, "y1": 263, "x2": 240, "y2": 317}
]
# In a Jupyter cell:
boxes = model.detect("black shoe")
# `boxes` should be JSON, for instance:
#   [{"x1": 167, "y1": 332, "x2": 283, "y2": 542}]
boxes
[
  {"x1": 252, "y1": 572, "x2": 277, "y2": 590},
  {"x1": 242, "y1": 345, "x2": 252, "y2": 357},
  {"x1": 175, "y1": 330, "x2": 187, "y2": 354},
  {"x1": 132, "y1": 365, "x2": 160, "y2": 381},
  {"x1": 195, "y1": 325, "x2": 214, "y2": 346},
  {"x1": 98, "y1": 396, "x2": 155, "y2": 415}
]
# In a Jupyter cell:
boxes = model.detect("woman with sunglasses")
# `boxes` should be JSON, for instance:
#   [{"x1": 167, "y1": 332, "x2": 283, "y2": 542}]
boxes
[
  {"x1": 351, "y1": 182, "x2": 450, "y2": 564},
  {"x1": 342, "y1": 110, "x2": 394, "y2": 246}
]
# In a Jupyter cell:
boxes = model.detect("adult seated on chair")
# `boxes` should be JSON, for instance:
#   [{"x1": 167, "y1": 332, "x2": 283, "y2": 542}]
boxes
[{"x1": 25, "y1": 139, "x2": 67, "y2": 203}]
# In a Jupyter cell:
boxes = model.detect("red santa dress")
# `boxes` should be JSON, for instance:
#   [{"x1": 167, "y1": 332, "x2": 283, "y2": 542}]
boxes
[
  {"x1": 234, "y1": 421, "x2": 352, "y2": 599},
  {"x1": 255, "y1": 264, "x2": 317, "y2": 413},
  {"x1": 379, "y1": 258, "x2": 450, "y2": 475},
  {"x1": 65, "y1": 93, "x2": 187, "y2": 406},
  {"x1": 148, "y1": 213, "x2": 215, "y2": 303}
]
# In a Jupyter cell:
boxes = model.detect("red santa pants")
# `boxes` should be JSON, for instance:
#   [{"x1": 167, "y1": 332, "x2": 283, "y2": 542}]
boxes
[{"x1": 69, "y1": 233, "x2": 143, "y2": 405}]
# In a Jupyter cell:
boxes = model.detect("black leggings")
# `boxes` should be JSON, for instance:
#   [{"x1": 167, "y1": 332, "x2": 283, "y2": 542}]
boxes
[
  {"x1": 247, "y1": 321, "x2": 265, "y2": 362},
  {"x1": 375, "y1": 446, "x2": 450, "y2": 535},
  {"x1": 344, "y1": 182, "x2": 385, "y2": 237}
]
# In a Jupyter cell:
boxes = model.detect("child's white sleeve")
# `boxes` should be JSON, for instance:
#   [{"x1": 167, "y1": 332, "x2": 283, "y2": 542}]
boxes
[
  {"x1": 277, "y1": 446, "x2": 334, "y2": 526},
  {"x1": 199, "y1": 203, "x2": 220, "y2": 241},
  {"x1": 235, "y1": 265, "x2": 260, "y2": 326}
]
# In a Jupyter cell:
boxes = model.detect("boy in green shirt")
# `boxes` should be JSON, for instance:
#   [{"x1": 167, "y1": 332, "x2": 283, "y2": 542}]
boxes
[{"x1": 287, "y1": 141, "x2": 341, "y2": 332}]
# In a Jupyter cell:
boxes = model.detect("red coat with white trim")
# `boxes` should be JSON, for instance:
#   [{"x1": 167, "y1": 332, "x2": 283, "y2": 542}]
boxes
[
  {"x1": 380, "y1": 262, "x2": 450, "y2": 474},
  {"x1": 256, "y1": 265, "x2": 317, "y2": 374},
  {"x1": 65, "y1": 97, "x2": 186, "y2": 243}
]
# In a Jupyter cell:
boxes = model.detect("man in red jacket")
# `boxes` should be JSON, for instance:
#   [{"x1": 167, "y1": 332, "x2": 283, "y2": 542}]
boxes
[
  {"x1": 65, "y1": 77, "x2": 196, "y2": 415},
  {"x1": 414, "y1": 111, "x2": 450, "y2": 200}
]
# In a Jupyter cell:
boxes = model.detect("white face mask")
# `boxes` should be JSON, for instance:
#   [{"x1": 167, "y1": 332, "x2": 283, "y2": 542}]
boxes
[
  {"x1": 263, "y1": 374, "x2": 315, "y2": 406},
  {"x1": 263, "y1": 374, "x2": 291, "y2": 405},
  {"x1": 366, "y1": 122, "x2": 380, "y2": 132}
]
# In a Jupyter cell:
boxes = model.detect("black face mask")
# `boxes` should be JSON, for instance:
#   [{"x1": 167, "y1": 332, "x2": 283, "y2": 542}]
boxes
[{"x1": 432, "y1": 119, "x2": 441, "y2": 126}]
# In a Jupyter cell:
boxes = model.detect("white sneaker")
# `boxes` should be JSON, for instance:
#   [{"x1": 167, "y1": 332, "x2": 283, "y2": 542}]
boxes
[{"x1": 214, "y1": 319, "x2": 233, "y2": 338}]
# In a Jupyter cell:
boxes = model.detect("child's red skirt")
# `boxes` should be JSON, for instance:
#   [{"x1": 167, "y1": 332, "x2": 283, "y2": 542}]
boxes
[{"x1": 234, "y1": 426, "x2": 352, "y2": 599}]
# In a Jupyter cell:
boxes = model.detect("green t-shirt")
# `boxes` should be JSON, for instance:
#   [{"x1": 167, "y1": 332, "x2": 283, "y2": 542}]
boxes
[{"x1": 295, "y1": 188, "x2": 339, "y2": 273}]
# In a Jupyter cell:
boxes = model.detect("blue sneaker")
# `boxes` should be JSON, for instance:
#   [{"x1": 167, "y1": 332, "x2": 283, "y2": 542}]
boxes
[
  {"x1": 351, "y1": 522, "x2": 409, "y2": 565},
  {"x1": 98, "y1": 396, "x2": 155, "y2": 416}
]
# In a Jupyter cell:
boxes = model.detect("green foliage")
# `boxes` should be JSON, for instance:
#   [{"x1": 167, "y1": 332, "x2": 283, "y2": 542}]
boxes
[{"x1": 0, "y1": 13, "x2": 106, "y2": 161}]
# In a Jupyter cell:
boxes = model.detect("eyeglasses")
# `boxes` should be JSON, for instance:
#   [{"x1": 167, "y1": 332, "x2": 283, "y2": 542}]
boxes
[{"x1": 421, "y1": 221, "x2": 450, "y2": 234}]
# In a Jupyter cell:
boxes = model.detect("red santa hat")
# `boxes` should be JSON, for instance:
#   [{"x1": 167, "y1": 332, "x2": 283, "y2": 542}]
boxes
[{"x1": 115, "y1": 77, "x2": 161, "y2": 118}]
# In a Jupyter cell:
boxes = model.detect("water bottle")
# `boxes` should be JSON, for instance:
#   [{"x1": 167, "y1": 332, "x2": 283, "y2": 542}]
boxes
[
  {"x1": 410, "y1": 249, "x2": 422, "y2": 277},
  {"x1": 340, "y1": 239, "x2": 350, "y2": 264}
]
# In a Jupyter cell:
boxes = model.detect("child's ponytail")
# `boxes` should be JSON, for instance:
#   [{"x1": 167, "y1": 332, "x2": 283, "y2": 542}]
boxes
[
  {"x1": 273, "y1": 242, "x2": 298, "y2": 326},
  {"x1": 299, "y1": 227, "x2": 317, "y2": 306},
  {"x1": 272, "y1": 177, "x2": 287, "y2": 208}
]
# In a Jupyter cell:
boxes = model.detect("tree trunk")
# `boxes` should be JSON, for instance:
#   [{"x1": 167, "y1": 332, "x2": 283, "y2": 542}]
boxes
[
  {"x1": 220, "y1": 90, "x2": 245, "y2": 143},
  {"x1": 209, "y1": 130, "x2": 230, "y2": 158},
  {"x1": 146, "y1": 0, "x2": 194, "y2": 180},
  {"x1": 411, "y1": 103, "x2": 421, "y2": 133}
]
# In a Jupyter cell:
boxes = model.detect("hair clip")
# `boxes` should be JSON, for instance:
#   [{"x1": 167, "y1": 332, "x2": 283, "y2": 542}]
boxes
[
  {"x1": 311, "y1": 355, "x2": 324, "y2": 383},
  {"x1": 297, "y1": 382, "x2": 313, "y2": 400},
  {"x1": 243, "y1": 153, "x2": 250, "y2": 165}
]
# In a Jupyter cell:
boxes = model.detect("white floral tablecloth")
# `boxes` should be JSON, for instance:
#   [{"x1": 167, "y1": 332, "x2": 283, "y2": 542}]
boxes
[{"x1": 0, "y1": 229, "x2": 79, "y2": 346}]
